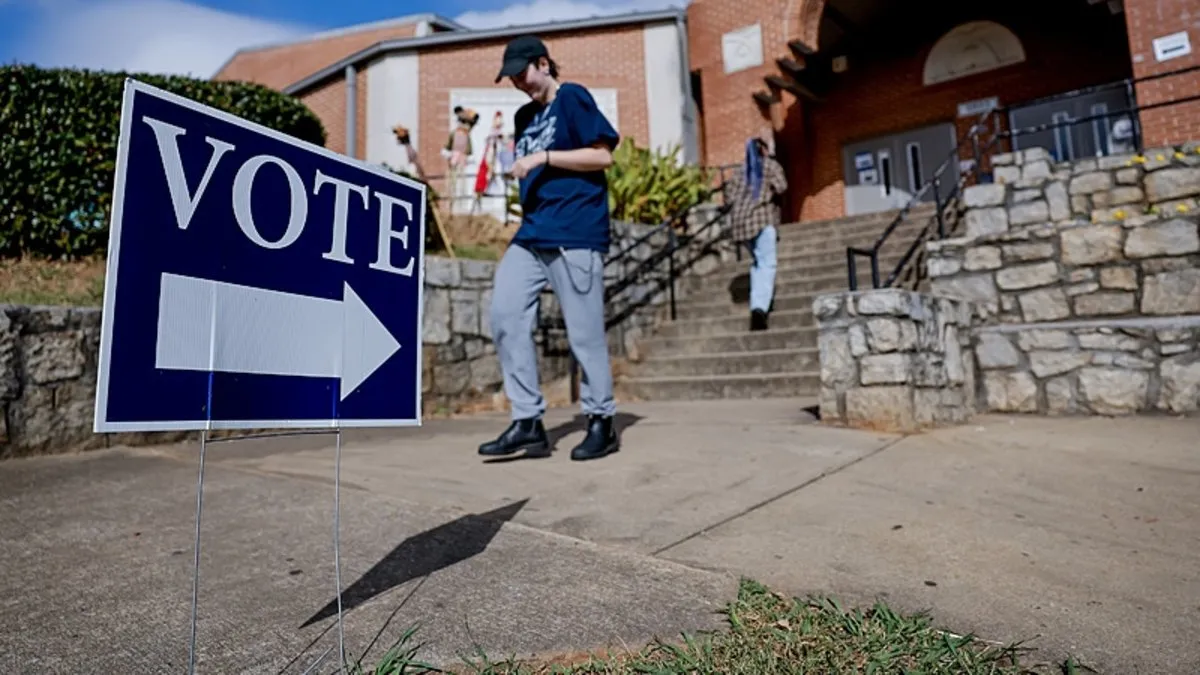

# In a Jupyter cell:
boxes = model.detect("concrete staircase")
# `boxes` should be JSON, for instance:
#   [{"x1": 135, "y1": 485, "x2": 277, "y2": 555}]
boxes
[{"x1": 620, "y1": 204, "x2": 938, "y2": 401}]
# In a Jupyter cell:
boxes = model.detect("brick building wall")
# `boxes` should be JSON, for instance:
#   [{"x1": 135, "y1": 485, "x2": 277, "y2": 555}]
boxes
[
  {"x1": 1123, "y1": 0, "x2": 1200, "y2": 147},
  {"x1": 796, "y1": 16, "x2": 1133, "y2": 221},
  {"x1": 415, "y1": 25, "x2": 652, "y2": 196},
  {"x1": 214, "y1": 22, "x2": 419, "y2": 90},
  {"x1": 687, "y1": 0, "x2": 791, "y2": 169},
  {"x1": 300, "y1": 78, "x2": 348, "y2": 154},
  {"x1": 356, "y1": 66, "x2": 369, "y2": 159}
]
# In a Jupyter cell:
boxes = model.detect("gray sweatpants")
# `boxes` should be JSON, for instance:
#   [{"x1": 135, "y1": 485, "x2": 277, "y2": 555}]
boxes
[{"x1": 490, "y1": 244, "x2": 616, "y2": 421}]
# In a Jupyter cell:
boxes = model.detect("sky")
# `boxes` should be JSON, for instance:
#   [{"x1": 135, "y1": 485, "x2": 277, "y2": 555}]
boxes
[{"x1": 0, "y1": 0, "x2": 685, "y2": 79}]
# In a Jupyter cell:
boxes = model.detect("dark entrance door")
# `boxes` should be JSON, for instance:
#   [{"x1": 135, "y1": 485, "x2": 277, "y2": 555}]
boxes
[{"x1": 841, "y1": 122, "x2": 959, "y2": 216}]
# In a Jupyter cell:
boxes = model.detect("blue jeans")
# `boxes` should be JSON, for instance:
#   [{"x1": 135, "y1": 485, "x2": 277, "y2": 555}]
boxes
[{"x1": 746, "y1": 225, "x2": 777, "y2": 313}]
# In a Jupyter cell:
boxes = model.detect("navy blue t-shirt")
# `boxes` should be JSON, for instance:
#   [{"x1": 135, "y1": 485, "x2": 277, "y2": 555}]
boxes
[{"x1": 511, "y1": 82, "x2": 620, "y2": 252}]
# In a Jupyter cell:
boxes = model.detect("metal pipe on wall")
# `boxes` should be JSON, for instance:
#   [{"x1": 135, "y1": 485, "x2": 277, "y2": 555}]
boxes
[
  {"x1": 345, "y1": 65, "x2": 357, "y2": 159},
  {"x1": 675, "y1": 11, "x2": 700, "y2": 165}
]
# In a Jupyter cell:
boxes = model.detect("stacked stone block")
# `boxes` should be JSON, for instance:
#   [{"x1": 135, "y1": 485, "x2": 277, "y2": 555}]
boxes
[
  {"x1": 813, "y1": 289, "x2": 978, "y2": 432},
  {"x1": 926, "y1": 143, "x2": 1200, "y2": 417},
  {"x1": 974, "y1": 319, "x2": 1200, "y2": 416}
]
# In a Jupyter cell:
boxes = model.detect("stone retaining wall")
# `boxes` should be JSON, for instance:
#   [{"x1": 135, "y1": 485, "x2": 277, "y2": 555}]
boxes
[
  {"x1": 975, "y1": 317, "x2": 1200, "y2": 416},
  {"x1": 419, "y1": 255, "x2": 513, "y2": 412},
  {"x1": 928, "y1": 212, "x2": 1200, "y2": 323},
  {"x1": 0, "y1": 306, "x2": 108, "y2": 459},
  {"x1": 814, "y1": 289, "x2": 978, "y2": 432},
  {"x1": 1, "y1": 213, "x2": 728, "y2": 458},
  {"x1": 929, "y1": 148, "x2": 1200, "y2": 323},
  {"x1": 923, "y1": 143, "x2": 1200, "y2": 417}
]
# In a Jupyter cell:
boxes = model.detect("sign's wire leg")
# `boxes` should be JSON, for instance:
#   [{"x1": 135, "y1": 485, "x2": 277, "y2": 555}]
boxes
[
  {"x1": 187, "y1": 428, "x2": 209, "y2": 675},
  {"x1": 333, "y1": 427, "x2": 346, "y2": 673}
]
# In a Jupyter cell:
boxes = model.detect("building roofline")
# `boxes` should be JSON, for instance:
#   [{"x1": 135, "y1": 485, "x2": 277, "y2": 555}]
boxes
[
  {"x1": 283, "y1": 8, "x2": 686, "y2": 95},
  {"x1": 211, "y1": 13, "x2": 465, "y2": 78}
]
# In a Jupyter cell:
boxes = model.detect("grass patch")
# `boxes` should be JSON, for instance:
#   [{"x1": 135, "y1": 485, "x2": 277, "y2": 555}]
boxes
[
  {"x1": 0, "y1": 256, "x2": 106, "y2": 306},
  {"x1": 350, "y1": 579, "x2": 1087, "y2": 674},
  {"x1": 0, "y1": 238, "x2": 504, "y2": 308}
]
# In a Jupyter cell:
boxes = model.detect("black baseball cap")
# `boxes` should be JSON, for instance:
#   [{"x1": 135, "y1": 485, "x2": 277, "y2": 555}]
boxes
[{"x1": 495, "y1": 35, "x2": 549, "y2": 83}]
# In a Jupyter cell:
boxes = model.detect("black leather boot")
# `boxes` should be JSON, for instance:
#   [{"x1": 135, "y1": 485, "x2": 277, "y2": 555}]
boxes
[
  {"x1": 750, "y1": 309, "x2": 768, "y2": 332},
  {"x1": 570, "y1": 415, "x2": 619, "y2": 461},
  {"x1": 478, "y1": 418, "x2": 550, "y2": 458}
]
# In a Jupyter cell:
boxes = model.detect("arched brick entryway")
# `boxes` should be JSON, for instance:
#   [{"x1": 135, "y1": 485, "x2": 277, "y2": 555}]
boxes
[{"x1": 789, "y1": 0, "x2": 826, "y2": 52}]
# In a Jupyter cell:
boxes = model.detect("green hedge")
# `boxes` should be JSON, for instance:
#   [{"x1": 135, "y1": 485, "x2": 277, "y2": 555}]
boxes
[{"x1": 0, "y1": 65, "x2": 327, "y2": 259}]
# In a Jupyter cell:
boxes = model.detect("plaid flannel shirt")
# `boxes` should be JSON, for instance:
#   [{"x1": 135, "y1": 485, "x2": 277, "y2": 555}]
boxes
[{"x1": 724, "y1": 155, "x2": 787, "y2": 243}]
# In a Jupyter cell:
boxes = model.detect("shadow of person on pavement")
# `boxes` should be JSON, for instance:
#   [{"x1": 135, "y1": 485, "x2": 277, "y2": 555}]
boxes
[
  {"x1": 727, "y1": 272, "x2": 750, "y2": 305},
  {"x1": 546, "y1": 411, "x2": 643, "y2": 447}
]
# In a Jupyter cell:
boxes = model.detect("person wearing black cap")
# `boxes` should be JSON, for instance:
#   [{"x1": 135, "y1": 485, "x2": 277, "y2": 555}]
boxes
[{"x1": 477, "y1": 35, "x2": 622, "y2": 462}]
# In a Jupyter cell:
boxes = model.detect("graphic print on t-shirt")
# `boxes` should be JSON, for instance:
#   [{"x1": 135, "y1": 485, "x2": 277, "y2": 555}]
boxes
[
  {"x1": 516, "y1": 109, "x2": 557, "y2": 157},
  {"x1": 510, "y1": 83, "x2": 620, "y2": 252}
]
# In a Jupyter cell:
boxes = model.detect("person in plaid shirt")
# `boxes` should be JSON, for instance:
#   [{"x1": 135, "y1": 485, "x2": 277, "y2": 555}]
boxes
[{"x1": 725, "y1": 133, "x2": 787, "y2": 331}]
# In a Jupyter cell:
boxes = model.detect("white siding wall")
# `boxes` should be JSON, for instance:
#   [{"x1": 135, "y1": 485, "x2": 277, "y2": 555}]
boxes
[
  {"x1": 642, "y1": 21, "x2": 689, "y2": 162},
  {"x1": 365, "y1": 51, "x2": 419, "y2": 173}
]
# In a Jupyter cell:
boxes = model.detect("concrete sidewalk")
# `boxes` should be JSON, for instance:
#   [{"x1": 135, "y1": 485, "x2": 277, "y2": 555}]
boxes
[{"x1": 1, "y1": 399, "x2": 1198, "y2": 673}]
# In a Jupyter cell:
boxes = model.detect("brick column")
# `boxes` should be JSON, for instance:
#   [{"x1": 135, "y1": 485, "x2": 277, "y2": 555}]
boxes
[
  {"x1": 1123, "y1": 0, "x2": 1200, "y2": 146},
  {"x1": 687, "y1": 0, "x2": 789, "y2": 167}
]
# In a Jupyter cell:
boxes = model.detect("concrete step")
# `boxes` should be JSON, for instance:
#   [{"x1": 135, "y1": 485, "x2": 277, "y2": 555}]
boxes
[
  {"x1": 770, "y1": 236, "x2": 928, "y2": 262},
  {"x1": 673, "y1": 291, "x2": 823, "y2": 319},
  {"x1": 633, "y1": 347, "x2": 819, "y2": 377},
  {"x1": 652, "y1": 309, "x2": 815, "y2": 338},
  {"x1": 775, "y1": 204, "x2": 935, "y2": 234},
  {"x1": 641, "y1": 326, "x2": 817, "y2": 356},
  {"x1": 621, "y1": 372, "x2": 820, "y2": 401},
  {"x1": 774, "y1": 205, "x2": 938, "y2": 238},
  {"x1": 773, "y1": 223, "x2": 933, "y2": 254},
  {"x1": 735, "y1": 246, "x2": 910, "y2": 270},
  {"x1": 680, "y1": 255, "x2": 908, "y2": 294},
  {"x1": 775, "y1": 218, "x2": 933, "y2": 244},
  {"x1": 685, "y1": 270, "x2": 858, "y2": 299}
]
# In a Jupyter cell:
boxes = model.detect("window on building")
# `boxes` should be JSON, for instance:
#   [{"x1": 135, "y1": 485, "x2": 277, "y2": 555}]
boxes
[
  {"x1": 1051, "y1": 111, "x2": 1075, "y2": 162},
  {"x1": 879, "y1": 150, "x2": 892, "y2": 196},
  {"x1": 1090, "y1": 103, "x2": 1110, "y2": 157},
  {"x1": 906, "y1": 142, "x2": 923, "y2": 194}
]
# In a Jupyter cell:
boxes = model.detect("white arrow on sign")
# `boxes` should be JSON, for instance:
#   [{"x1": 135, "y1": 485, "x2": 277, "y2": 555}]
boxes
[{"x1": 155, "y1": 272, "x2": 400, "y2": 401}]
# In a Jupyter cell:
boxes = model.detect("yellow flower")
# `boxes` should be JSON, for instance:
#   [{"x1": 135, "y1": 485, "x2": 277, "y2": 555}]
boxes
[
  {"x1": 1114, "y1": 209, "x2": 1127, "y2": 220},
  {"x1": 1178, "y1": 204, "x2": 1190, "y2": 213},
  {"x1": 1156, "y1": 153, "x2": 1165, "y2": 161},
  {"x1": 1175, "y1": 151, "x2": 1186, "y2": 160},
  {"x1": 1133, "y1": 155, "x2": 1147, "y2": 164}
]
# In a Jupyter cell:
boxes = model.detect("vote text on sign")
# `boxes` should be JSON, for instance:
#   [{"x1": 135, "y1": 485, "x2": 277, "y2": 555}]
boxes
[{"x1": 94, "y1": 80, "x2": 427, "y2": 432}]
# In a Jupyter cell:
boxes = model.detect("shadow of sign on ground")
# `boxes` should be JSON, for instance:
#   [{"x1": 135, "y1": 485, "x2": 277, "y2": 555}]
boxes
[{"x1": 301, "y1": 499, "x2": 529, "y2": 628}]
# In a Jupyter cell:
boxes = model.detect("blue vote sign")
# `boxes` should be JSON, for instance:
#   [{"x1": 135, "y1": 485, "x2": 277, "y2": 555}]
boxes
[{"x1": 93, "y1": 79, "x2": 426, "y2": 432}]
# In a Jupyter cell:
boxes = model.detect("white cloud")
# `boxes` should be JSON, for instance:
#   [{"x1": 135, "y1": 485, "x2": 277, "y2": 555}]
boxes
[
  {"x1": 12, "y1": 0, "x2": 314, "y2": 78},
  {"x1": 454, "y1": 0, "x2": 686, "y2": 30}
]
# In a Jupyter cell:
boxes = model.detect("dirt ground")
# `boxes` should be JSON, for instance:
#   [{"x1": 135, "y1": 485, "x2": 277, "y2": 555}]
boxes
[{"x1": 433, "y1": 211, "x2": 516, "y2": 261}]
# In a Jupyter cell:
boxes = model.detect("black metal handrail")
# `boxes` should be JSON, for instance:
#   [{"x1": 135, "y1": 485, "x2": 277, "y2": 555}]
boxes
[
  {"x1": 846, "y1": 109, "x2": 996, "y2": 290},
  {"x1": 846, "y1": 63, "x2": 1200, "y2": 292}
]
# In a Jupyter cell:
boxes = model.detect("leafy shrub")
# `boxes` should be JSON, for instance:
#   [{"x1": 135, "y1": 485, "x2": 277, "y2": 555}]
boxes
[
  {"x1": 0, "y1": 65, "x2": 326, "y2": 259},
  {"x1": 606, "y1": 139, "x2": 713, "y2": 225}
]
